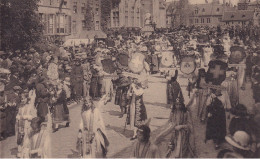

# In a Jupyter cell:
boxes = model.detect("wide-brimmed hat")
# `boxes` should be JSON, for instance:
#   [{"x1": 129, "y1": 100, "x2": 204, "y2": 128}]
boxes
[{"x1": 225, "y1": 131, "x2": 251, "y2": 151}]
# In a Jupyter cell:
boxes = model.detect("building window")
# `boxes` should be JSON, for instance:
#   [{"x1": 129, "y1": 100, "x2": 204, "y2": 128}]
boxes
[
  {"x1": 125, "y1": 16, "x2": 128, "y2": 26},
  {"x1": 201, "y1": 18, "x2": 204, "y2": 23},
  {"x1": 48, "y1": 14, "x2": 54, "y2": 34},
  {"x1": 82, "y1": 20, "x2": 86, "y2": 29},
  {"x1": 218, "y1": 17, "x2": 222, "y2": 22},
  {"x1": 195, "y1": 9, "x2": 198, "y2": 14},
  {"x1": 231, "y1": 15, "x2": 234, "y2": 18},
  {"x1": 189, "y1": 19, "x2": 193, "y2": 24},
  {"x1": 73, "y1": 2, "x2": 77, "y2": 13},
  {"x1": 113, "y1": 11, "x2": 119, "y2": 27},
  {"x1": 57, "y1": 14, "x2": 65, "y2": 33},
  {"x1": 95, "y1": 21, "x2": 100, "y2": 30},
  {"x1": 82, "y1": 3, "x2": 85, "y2": 14},
  {"x1": 96, "y1": 7, "x2": 99, "y2": 15},
  {"x1": 216, "y1": 8, "x2": 220, "y2": 12},
  {"x1": 202, "y1": 8, "x2": 205, "y2": 12},
  {"x1": 226, "y1": 22, "x2": 229, "y2": 25},
  {"x1": 50, "y1": 0, "x2": 52, "y2": 5},
  {"x1": 242, "y1": 14, "x2": 246, "y2": 17},
  {"x1": 207, "y1": 18, "x2": 211, "y2": 23},
  {"x1": 72, "y1": 21, "x2": 76, "y2": 33},
  {"x1": 195, "y1": 18, "x2": 199, "y2": 23}
]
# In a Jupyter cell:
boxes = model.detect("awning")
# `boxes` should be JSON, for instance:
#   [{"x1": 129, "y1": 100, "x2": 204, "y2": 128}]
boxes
[
  {"x1": 63, "y1": 39, "x2": 94, "y2": 47},
  {"x1": 79, "y1": 30, "x2": 107, "y2": 39}
]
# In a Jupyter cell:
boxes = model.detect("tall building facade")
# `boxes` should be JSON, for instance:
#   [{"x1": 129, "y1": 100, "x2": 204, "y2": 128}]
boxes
[
  {"x1": 189, "y1": 0, "x2": 234, "y2": 27},
  {"x1": 38, "y1": 0, "x2": 101, "y2": 41},
  {"x1": 110, "y1": 0, "x2": 142, "y2": 28},
  {"x1": 110, "y1": 0, "x2": 166, "y2": 29},
  {"x1": 38, "y1": 0, "x2": 71, "y2": 41},
  {"x1": 67, "y1": 0, "x2": 101, "y2": 39}
]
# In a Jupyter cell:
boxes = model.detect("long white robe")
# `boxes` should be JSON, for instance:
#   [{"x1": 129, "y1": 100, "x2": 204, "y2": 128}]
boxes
[{"x1": 79, "y1": 107, "x2": 108, "y2": 158}]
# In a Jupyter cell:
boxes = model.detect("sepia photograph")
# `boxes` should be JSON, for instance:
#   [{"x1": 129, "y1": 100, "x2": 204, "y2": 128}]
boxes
[{"x1": 0, "y1": 0, "x2": 260, "y2": 158}]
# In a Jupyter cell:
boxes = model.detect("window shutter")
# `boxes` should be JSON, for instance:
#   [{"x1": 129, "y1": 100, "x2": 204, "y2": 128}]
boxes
[
  {"x1": 68, "y1": 15, "x2": 71, "y2": 34},
  {"x1": 46, "y1": 14, "x2": 50, "y2": 34},
  {"x1": 54, "y1": 14, "x2": 57, "y2": 34}
]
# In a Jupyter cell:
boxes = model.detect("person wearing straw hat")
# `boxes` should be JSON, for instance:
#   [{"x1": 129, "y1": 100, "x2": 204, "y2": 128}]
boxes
[{"x1": 218, "y1": 131, "x2": 254, "y2": 158}]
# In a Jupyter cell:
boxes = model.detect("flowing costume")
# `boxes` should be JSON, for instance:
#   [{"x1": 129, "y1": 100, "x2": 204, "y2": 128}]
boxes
[
  {"x1": 78, "y1": 108, "x2": 109, "y2": 158},
  {"x1": 127, "y1": 83, "x2": 147, "y2": 129}
]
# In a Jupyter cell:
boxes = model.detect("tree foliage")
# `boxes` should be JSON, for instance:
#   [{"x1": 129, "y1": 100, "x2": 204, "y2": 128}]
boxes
[
  {"x1": 85, "y1": 2, "x2": 94, "y2": 31},
  {"x1": 101, "y1": 0, "x2": 111, "y2": 33},
  {"x1": 0, "y1": 0, "x2": 44, "y2": 51}
]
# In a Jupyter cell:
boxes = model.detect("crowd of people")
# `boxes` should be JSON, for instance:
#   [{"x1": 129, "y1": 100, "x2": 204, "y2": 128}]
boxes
[{"x1": 0, "y1": 24, "x2": 260, "y2": 158}]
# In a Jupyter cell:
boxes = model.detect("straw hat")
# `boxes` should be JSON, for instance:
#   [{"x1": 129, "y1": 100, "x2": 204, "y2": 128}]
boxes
[{"x1": 225, "y1": 131, "x2": 251, "y2": 151}]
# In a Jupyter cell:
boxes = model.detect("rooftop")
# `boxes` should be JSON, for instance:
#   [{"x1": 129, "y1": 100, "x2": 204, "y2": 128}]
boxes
[{"x1": 222, "y1": 10, "x2": 254, "y2": 21}]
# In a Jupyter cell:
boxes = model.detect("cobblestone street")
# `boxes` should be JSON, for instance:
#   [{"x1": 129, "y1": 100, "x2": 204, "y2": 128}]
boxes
[{"x1": 0, "y1": 72, "x2": 255, "y2": 158}]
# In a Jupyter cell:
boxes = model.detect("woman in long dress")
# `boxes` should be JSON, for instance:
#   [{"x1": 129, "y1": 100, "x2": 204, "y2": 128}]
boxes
[
  {"x1": 77, "y1": 97, "x2": 109, "y2": 158},
  {"x1": 16, "y1": 89, "x2": 37, "y2": 158},
  {"x1": 23, "y1": 116, "x2": 52, "y2": 158},
  {"x1": 186, "y1": 68, "x2": 209, "y2": 122},
  {"x1": 154, "y1": 86, "x2": 196, "y2": 158},
  {"x1": 127, "y1": 80, "x2": 148, "y2": 140}
]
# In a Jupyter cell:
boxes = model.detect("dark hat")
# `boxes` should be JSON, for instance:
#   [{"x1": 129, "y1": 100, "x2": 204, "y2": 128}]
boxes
[
  {"x1": 30, "y1": 117, "x2": 43, "y2": 132},
  {"x1": 230, "y1": 104, "x2": 248, "y2": 117}
]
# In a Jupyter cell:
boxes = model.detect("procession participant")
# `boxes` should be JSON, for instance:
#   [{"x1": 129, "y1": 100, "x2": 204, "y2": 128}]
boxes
[
  {"x1": 46, "y1": 56, "x2": 59, "y2": 83},
  {"x1": 205, "y1": 89, "x2": 227, "y2": 149},
  {"x1": 126, "y1": 78, "x2": 148, "y2": 140},
  {"x1": 63, "y1": 77, "x2": 71, "y2": 103},
  {"x1": 52, "y1": 83, "x2": 70, "y2": 132},
  {"x1": 99, "y1": 58, "x2": 116, "y2": 104},
  {"x1": 0, "y1": 84, "x2": 7, "y2": 140},
  {"x1": 71, "y1": 58, "x2": 84, "y2": 103},
  {"x1": 132, "y1": 125, "x2": 160, "y2": 158},
  {"x1": 154, "y1": 83, "x2": 196, "y2": 158},
  {"x1": 24, "y1": 116, "x2": 52, "y2": 158},
  {"x1": 5, "y1": 85, "x2": 21, "y2": 137},
  {"x1": 115, "y1": 74, "x2": 131, "y2": 118},
  {"x1": 35, "y1": 75, "x2": 50, "y2": 122},
  {"x1": 223, "y1": 67, "x2": 239, "y2": 108},
  {"x1": 77, "y1": 96, "x2": 109, "y2": 158},
  {"x1": 166, "y1": 69, "x2": 178, "y2": 105},
  {"x1": 89, "y1": 67, "x2": 101, "y2": 99},
  {"x1": 228, "y1": 104, "x2": 254, "y2": 137},
  {"x1": 251, "y1": 56, "x2": 260, "y2": 103},
  {"x1": 237, "y1": 55, "x2": 247, "y2": 90},
  {"x1": 82, "y1": 60, "x2": 92, "y2": 97},
  {"x1": 186, "y1": 68, "x2": 209, "y2": 122},
  {"x1": 16, "y1": 89, "x2": 37, "y2": 158}
]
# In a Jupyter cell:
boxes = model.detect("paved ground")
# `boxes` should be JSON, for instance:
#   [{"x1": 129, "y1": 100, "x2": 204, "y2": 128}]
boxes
[{"x1": 0, "y1": 71, "x2": 255, "y2": 158}]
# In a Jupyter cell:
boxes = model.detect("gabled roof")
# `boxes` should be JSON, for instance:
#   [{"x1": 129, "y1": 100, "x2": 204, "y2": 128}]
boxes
[
  {"x1": 222, "y1": 10, "x2": 254, "y2": 21},
  {"x1": 191, "y1": 3, "x2": 224, "y2": 16}
]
